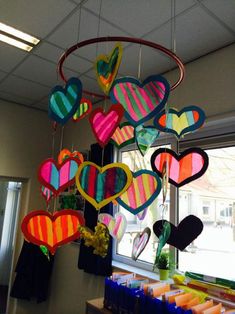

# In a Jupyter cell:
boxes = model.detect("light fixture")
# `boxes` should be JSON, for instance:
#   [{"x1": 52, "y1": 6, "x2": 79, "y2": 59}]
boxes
[{"x1": 0, "y1": 22, "x2": 40, "y2": 51}]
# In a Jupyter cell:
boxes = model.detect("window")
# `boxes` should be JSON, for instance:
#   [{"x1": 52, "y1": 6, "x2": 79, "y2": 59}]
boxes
[
  {"x1": 178, "y1": 146, "x2": 235, "y2": 280},
  {"x1": 113, "y1": 121, "x2": 235, "y2": 282}
]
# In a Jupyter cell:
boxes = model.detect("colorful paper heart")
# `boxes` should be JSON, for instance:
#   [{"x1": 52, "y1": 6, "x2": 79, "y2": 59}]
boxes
[
  {"x1": 151, "y1": 147, "x2": 209, "y2": 187},
  {"x1": 21, "y1": 209, "x2": 85, "y2": 254},
  {"x1": 132, "y1": 227, "x2": 151, "y2": 261},
  {"x1": 110, "y1": 75, "x2": 170, "y2": 126},
  {"x1": 110, "y1": 122, "x2": 135, "y2": 149},
  {"x1": 89, "y1": 104, "x2": 124, "y2": 147},
  {"x1": 41, "y1": 185, "x2": 54, "y2": 203},
  {"x1": 154, "y1": 106, "x2": 205, "y2": 138},
  {"x1": 38, "y1": 157, "x2": 81, "y2": 196},
  {"x1": 76, "y1": 161, "x2": 133, "y2": 210},
  {"x1": 95, "y1": 42, "x2": 123, "y2": 95},
  {"x1": 72, "y1": 98, "x2": 92, "y2": 122},
  {"x1": 48, "y1": 77, "x2": 82, "y2": 125},
  {"x1": 135, "y1": 125, "x2": 160, "y2": 156},
  {"x1": 117, "y1": 170, "x2": 162, "y2": 215},
  {"x1": 153, "y1": 215, "x2": 203, "y2": 251},
  {"x1": 57, "y1": 148, "x2": 84, "y2": 165},
  {"x1": 98, "y1": 213, "x2": 127, "y2": 242}
]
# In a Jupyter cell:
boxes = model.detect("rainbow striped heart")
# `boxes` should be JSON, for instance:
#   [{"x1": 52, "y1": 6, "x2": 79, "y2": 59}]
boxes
[
  {"x1": 48, "y1": 77, "x2": 82, "y2": 125},
  {"x1": 98, "y1": 213, "x2": 127, "y2": 242},
  {"x1": 117, "y1": 170, "x2": 162, "y2": 215},
  {"x1": 76, "y1": 162, "x2": 133, "y2": 210},
  {"x1": 72, "y1": 98, "x2": 92, "y2": 122},
  {"x1": 135, "y1": 125, "x2": 160, "y2": 156},
  {"x1": 89, "y1": 104, "x2": 124, "y2": 147},
  {"x1": 38, "y1": 157, "x2": 81, "y2": 196},
  {"x1": 110, "y1": 75, "x2": 170, "y2": 126},
  {"x1": 154, "y1": 106, "x2": 205, "y2": 139},
  {"x1": 21, "y1": 209, "x2": 85, "y2": 254},
  {"x1": 95, "y1": 43, "x2": 123, "y2": 95},
  {"x1": 110, "y1": 122, "x2": 135, "y2": 149},
  {"x1": 151, "y1": 147, "x2": 209, "y2": 187}
]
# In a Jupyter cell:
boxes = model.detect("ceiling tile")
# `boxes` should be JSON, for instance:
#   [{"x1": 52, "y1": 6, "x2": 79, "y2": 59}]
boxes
[
  {"x1": 0, "y1": 70, "x2": 7, "y2": 81},
  {"x1": 33, "y1": 102, "x2": 48, "y2": 111},
  {"x1": 84, "y1": 0, "x2": 196, "y2": 37},
  {"x1": 33, "y1": 41, "x2": 93, "y2": 75},
  {"x1": 48, "y1": 8, "x2": 129, "y2": 62},
  {"x1": 171, "y1": 6, "x2": 235, "y2": 63},
  {"x1": 202, "y1": 0, "x2": 235, "y2": 32},
  {"x1": 0, "y1": 42, "x2": 27, "y2": 72},
  {"x1": 0, "y1": 75, "x2": 50, "y2": 101},
  {"x1": 80, "y1": 72, "x2": 102, "y2": 95},
  {"x1": 13, "y1": 55, "x2": 80, "y2": 87},
  {"x1": 0, "y1": 91, "x2": 34, "y2": 106},
  {"x1": 0, "y1": 0, "x2": 76, "y2": 38}
]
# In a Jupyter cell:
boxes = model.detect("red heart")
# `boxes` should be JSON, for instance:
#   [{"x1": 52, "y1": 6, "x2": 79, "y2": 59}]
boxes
[
  {"x1": 21, "y1": 209, "x2": 85, "y2": 254},
  {"x1": 72, "y1": 98, "x2": 92, "y2": 122},
  {"x1": 38, "y1": 157, "x2": 81, "y2": 195},
  {"x1": 151, "y1": 147, "x2": 209, "y2": 187},
  {"x1": 89, "y1": 104, "x2": 124, "y2": 147}
]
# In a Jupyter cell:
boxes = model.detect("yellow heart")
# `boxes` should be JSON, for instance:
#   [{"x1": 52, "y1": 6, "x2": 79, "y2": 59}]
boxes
[
  {"x1": 95, "y1": 42, "x2": 123, "y2": 95},
  {"x1": 75, "y1": 161, "x2": 133, "y2": 210}
]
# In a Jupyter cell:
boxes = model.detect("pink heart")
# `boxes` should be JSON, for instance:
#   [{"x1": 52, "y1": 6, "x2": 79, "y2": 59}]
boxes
[
  {"x1": 38, "y1": 157, "x2": 81, "y2": 195},
  {"x1": 89, "y1": 104, "x2": 124, "y2": 147},
  {"x1": 98, "y1": 213, "x2": 127, "y2": 242},
  {"x1": 132, "y1": 227, "x2": 151, "y2": 261}
]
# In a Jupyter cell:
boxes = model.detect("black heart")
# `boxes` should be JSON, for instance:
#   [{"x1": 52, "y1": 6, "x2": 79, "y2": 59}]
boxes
[{"x1": 153, "y1": 215, "x2": 203, "y2": 251}]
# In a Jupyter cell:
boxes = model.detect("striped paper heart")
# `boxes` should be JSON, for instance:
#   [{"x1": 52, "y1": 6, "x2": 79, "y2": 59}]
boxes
[
  {"x1": 137, "y1": 207, "x2": 148, "y2": 221},
  {"x1": 41, "y1": 185, "x2": 54, "y2": 203},
  {"x1": 117, "y1": 170, "x2": 162, "y2": 215},
  {"x1": 57, "y1": 148, "x2": 84, "y2": 165},
  {"x1": 135, "y1": 125, "x2": 160, "y2": 156},
  {"x1": 21, "y1": 209, "x2": 85, "y2": 254},
  {"x1": 98, "y1": 213, "x2": 127, "y2": 242},
  {"x1": 110, "y1": 122, "x2": 135, "y2": 149},
  {"x1": 151, "y1": 147, "x2": 209, "y2": 188},
  {"x1": 132, "y1": 227, "x2": 151, "y2": 261},
  {"x1": 75, "y1": 161, "x2": 133, "y2": 210},
  {"x1": 72, "y1": 98, "x2": 92, "y2": 122},
  {"x1": 48, "y1": 77, "x2": 82, "y2": 125},
  {"x1": 110, "y1": 75, "x2": 170, "y2": 126},
  {"x1": 38, "y1": 157, "x2": 81, "y2": 196},
  {"x1": 89, "y1": 104, "x2": 124, "y2": 147},
  {"x1": 154, "y1": 106, "x2": 205, "y2": 139},
  {"x1": 95, "y1": 42, "x2": 123, "y2": 95}
]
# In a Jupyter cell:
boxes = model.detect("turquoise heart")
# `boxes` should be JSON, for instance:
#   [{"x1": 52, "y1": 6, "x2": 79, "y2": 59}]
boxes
[
  {"x1": 135, "y1": 125, "x2": 159, "y2": 156},
  {"x1": 48, "y1": 77, "x2": 82, "y2": 125}
]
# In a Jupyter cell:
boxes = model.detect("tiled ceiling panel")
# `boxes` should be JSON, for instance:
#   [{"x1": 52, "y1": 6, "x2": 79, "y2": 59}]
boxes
[
  {"x1": 172, "y1": 5, "x2": 235, "y2": 62},
  {"x1": 0, "y1": 75, "x2": 50, "y2": 101},
  {"x1": 202, "y1": 0, "x2": 235, "y2": 33},
  {"x1": 0, "y1": 42, "x2": 27, "y2": 72},
  {"x1": 0, "y1": 90, "x2": 35, "y2": 106},
  {"x1": 0, "y1": 0, "x2": 76, "y2": 38},
  {"x1": 84, "y1": 0, "x2": 197, "y2": 37}
]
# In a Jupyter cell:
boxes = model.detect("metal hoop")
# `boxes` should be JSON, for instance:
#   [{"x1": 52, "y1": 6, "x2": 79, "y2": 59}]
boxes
[{"x1": 57, "y1": 36, "x2": 185, "y2": 98}]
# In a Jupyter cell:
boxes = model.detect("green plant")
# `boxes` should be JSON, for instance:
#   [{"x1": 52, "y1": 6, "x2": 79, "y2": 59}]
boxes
[{"x1": 156, "y1": 252, "x2": 169, "y2": 270}]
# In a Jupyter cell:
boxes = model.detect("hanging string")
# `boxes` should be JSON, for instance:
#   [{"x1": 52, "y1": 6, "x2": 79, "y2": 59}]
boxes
[
  {"x1": 171, "y1": 0, "x2": 177, "y2": 55},
  {"x1": 95, "y1": 0, "x2": 103, "y2": 57},
  {"x1": 137, "y1": 45, "x2": 142, "y2": 80}
]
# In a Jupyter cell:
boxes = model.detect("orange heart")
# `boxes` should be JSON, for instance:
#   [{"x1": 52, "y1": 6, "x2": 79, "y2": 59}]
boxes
[
  {"x1": 57, "y1": 148, "x2": 84, "y2": 165},
  {"x1": 21, "y1": 209, "x2": 85, "y2": 254}
]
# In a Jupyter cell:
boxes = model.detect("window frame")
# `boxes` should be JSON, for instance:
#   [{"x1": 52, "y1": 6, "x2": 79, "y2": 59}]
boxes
[{"x1": 112, "y1": 115, "x2": 235, "y2": 278}]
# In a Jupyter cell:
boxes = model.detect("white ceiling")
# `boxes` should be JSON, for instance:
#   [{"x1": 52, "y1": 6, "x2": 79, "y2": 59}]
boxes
[{"x1": 0, "y1": 0, "x2": 235, "y2": 111}]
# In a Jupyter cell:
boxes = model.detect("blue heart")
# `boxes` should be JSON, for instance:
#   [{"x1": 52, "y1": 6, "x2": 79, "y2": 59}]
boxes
[{"x1": 48, "y1": 77, "x2": 82, "y2": 125}]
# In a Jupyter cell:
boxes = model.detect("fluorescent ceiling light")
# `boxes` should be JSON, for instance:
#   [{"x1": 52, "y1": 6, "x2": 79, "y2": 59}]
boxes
[
  {"x1": 0, "y1": 22, "x2": 39, "y2": 45},
  {"x1": 0, "y1": 34, "x2": 33, "y2": 51}
]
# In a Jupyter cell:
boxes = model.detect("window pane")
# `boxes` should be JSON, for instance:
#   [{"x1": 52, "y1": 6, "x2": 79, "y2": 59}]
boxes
[
  {"x1": 178, "y1": 146, "x2": 235, "y2": 280},
  {"x1": 116, "y1": 146, "x2": 170, "y2": 264}
]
